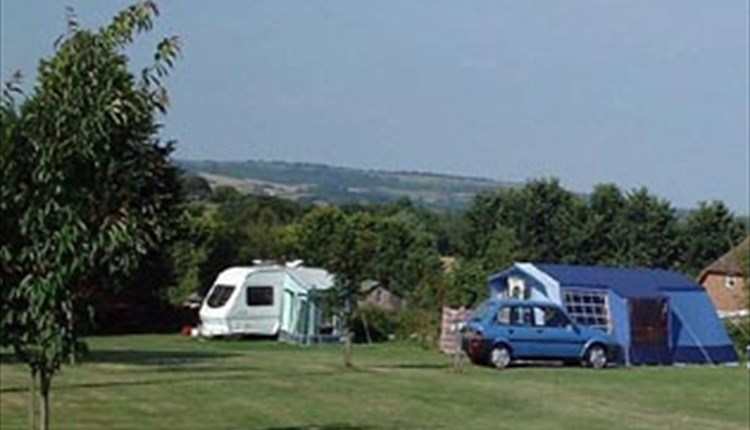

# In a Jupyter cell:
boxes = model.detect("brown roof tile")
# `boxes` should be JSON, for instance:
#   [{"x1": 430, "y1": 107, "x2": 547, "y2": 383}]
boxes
[{"x1": 698, "y1": 236, "x2": 750, "y2": 282}]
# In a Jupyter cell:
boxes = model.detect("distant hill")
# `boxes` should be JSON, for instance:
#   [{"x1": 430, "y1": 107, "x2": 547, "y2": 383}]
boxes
[{"x1": 176, "y1": 159, "x2": 518, "y2": 210}]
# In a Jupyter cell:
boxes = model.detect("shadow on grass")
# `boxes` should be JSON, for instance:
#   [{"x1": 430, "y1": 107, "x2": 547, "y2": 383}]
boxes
[
  {"x1": 262, "y1": 425, "x2": 420, "y2": 430},
  {"x1": 85, "y1": 348, "x2": 235, "y2": 366},
  {"x1": 1, "y1": 348, "x2": 236, "y2": 366},
  {"x1": 0, "y1": 364, "x2": 344, "y2": 394},
  {"x1": 372, "y1": 362, "x2": 452, "y2": 370},
  {"x1": 0, "y1": 370, "x2": 258, "y2": 394}
]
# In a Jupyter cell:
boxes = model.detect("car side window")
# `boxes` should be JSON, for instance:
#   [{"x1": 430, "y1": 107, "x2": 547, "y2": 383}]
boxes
[
  {"x1": 536, "y1": 306, "x2": 570, "y2": 328},
  {"x1": 512, "y1": 306, "x2": 534, "y2": 326},
  {"x1": 496, "y1": 307, "x2": 512, "y2": 325}
]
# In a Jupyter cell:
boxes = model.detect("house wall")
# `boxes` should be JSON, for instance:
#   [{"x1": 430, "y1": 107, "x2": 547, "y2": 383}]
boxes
[{"x1": 700, "y1": 273, "x2": 747, "y2": 315}]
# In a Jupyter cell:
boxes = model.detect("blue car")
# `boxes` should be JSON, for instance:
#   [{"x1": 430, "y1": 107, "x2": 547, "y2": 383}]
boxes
[{"x1": 462, "y1": 299, "x2": 621, "y2": 369}]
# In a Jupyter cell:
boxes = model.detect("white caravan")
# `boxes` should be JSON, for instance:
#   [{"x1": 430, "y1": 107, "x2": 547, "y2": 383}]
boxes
[{"x1": 198, "y1": 263, "x2": 335, "y2": 342}]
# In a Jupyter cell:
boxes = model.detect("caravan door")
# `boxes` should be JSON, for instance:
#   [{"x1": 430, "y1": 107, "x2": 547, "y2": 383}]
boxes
[{"x1": 233, "y1": 271, "x2": 284, "y2": 336}]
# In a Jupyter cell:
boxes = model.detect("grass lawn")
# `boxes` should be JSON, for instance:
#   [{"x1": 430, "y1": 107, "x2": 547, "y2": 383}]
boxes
[{"x1": 1, "y1": 335, "x2": 748, "y2": 430}]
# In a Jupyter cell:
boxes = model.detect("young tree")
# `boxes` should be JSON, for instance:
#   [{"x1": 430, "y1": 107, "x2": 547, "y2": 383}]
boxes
[
  {"x1": 0, "y1": 3, "x2": 180, "y2": 429},
  {"x1": 443, "y1": 258, "x2": 488, "y2": 309},
  {"x1": 285, "y1": 207, "x2": 376, "y2": 367},
  {"x1": 285, "y1": 206, "x2": 443, "y2": 366},
  {"x1": 741, "y1": 245, "x2": 750, "y2": 311}
]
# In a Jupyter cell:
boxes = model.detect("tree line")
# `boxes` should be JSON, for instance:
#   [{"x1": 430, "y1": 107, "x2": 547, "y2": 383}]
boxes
[{"x1": 155, "y1": 177, "x2": 749, "y2": 363}]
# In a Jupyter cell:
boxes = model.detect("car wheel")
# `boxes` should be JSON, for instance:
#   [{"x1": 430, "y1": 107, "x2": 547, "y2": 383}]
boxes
[
  {"x1": 584, "y1": 344, "x2": 608, "y2": 369},
  {"x1": 489, "y1": 345, "x2": 512, "y2": 369}
]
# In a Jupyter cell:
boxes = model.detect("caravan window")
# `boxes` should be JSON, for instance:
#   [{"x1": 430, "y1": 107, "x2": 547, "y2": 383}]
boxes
[
  {"x1": 207, "y1": 285, "x2": 234, "y2": 308},
  {"x1": 246, "y1": 286, "x2": 274, "y2": 306}
]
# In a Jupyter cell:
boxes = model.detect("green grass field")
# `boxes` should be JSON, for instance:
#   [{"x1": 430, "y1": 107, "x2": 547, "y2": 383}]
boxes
[{"x1": 1, "y1": 335, "x2": 748, "y2": 430}]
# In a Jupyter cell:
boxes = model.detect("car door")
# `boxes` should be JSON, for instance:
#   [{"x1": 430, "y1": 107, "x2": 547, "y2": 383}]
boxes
[
  {"x1": 532, "y1": 305, "x2": 585, "y2": 359},
  {"x1": 504, "y1": 305, "x2": 543, "y2": 358}
]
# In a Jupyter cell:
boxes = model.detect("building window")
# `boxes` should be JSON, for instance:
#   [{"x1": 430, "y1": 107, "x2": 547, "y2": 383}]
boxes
[
  {"x1": 246, "y1": 286, "x2": 274, "y2": 306},
  {"x1": 725, "y1": 276, "x2": 737, "y2": 290},
  {"x1": 562, "y1": 290, "x2": 612, "y2": 333},
  {"x1": 206, "y1": 285, "x2": 234, "y2": 308}
]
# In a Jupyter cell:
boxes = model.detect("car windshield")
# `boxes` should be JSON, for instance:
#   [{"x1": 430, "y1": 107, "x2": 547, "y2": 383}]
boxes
[{"x1": 468, "y1": 300, "x2": 494, "y2": 321}]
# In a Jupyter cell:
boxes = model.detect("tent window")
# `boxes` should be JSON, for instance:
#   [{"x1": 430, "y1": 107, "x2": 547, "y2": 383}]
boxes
[
  {"x1": 562, "y1": 290, "x2": 612, "y2": 333},
  {"x1": 206, "y1": 285, "x2": 234, "y2": 308},
  {"x1": 247, "y1": 286, "x2": 274, "y2": 306}
]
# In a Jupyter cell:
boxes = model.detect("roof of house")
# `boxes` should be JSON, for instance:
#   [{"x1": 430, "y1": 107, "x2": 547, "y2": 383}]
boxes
[
  {"x1": 533, "y1": 263, "x2": 702, "y2": 298},
  {"x1": 359, "y1": 280, "x2": 404, "y2": 298},
  {"x1": 360, "y1": 279, "x2": 381, "y2": 293},
  {"x1": 698, "y1": 237, "x2": 749, "y2": 282}
]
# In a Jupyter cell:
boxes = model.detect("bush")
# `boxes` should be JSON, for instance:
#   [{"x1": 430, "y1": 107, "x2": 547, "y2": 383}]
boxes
[
  {"x1": 352, "y1": 306, "x2": 400, "y2": 343},
  {"x1": 724, "y1": 317, "x2": 750, "y2": 361},
  {"x1": 396, "y1": 307, "x2": 441, "y2": 349}
]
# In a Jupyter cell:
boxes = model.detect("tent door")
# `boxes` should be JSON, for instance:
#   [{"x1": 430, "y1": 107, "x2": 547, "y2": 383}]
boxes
[
  {"x1": 281, "y1": 290, "x2": 295, "y2": 333},
  {"x1": 628, "y1": 297, "x2": 671, "y2": 364}
]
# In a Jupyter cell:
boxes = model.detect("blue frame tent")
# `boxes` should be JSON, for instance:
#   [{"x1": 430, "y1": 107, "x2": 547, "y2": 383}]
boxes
[{"x1": 488, "y1": 263, "x2": 738, "y2": 365}]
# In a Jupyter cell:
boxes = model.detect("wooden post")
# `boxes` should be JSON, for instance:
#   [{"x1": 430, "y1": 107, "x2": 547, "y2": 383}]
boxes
[
  {"x1": 343, "y1": 331, "x2": 353, "y2": 368},
  {"x1": 453, "y1": 325, "x2": 465, "y2": 373}
]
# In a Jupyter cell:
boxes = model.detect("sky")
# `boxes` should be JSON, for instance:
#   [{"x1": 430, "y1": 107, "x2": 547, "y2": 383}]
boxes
[{"x1": 1, "y1": 1, "x2": 748, "y2": 212}]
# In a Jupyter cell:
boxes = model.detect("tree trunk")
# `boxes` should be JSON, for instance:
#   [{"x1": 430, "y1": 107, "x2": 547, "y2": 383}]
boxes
[
  {"x1": 29, "y1": 370, "x2": 38, "y2": 430},
  {"x1": 38, "y1": 371, "x2": 51, "y2": 430},
  {"x1": 341, "y1": 294, "x2": 356, "y2": 368},
  {"x1": 66, "y1": 305, "x2": 77, "y2": 366},
  {"x1": 342, "y1": 331, "x2": 353, "y2": 368}
]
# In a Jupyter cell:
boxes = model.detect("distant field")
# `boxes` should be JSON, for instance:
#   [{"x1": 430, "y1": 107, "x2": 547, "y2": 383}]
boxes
[
  {"x1": 1, "y1": 335, "x2": 748, "y2": 430},
  {"x1": 177, "y1": 159, "x2": 513, "y2": 209}
]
